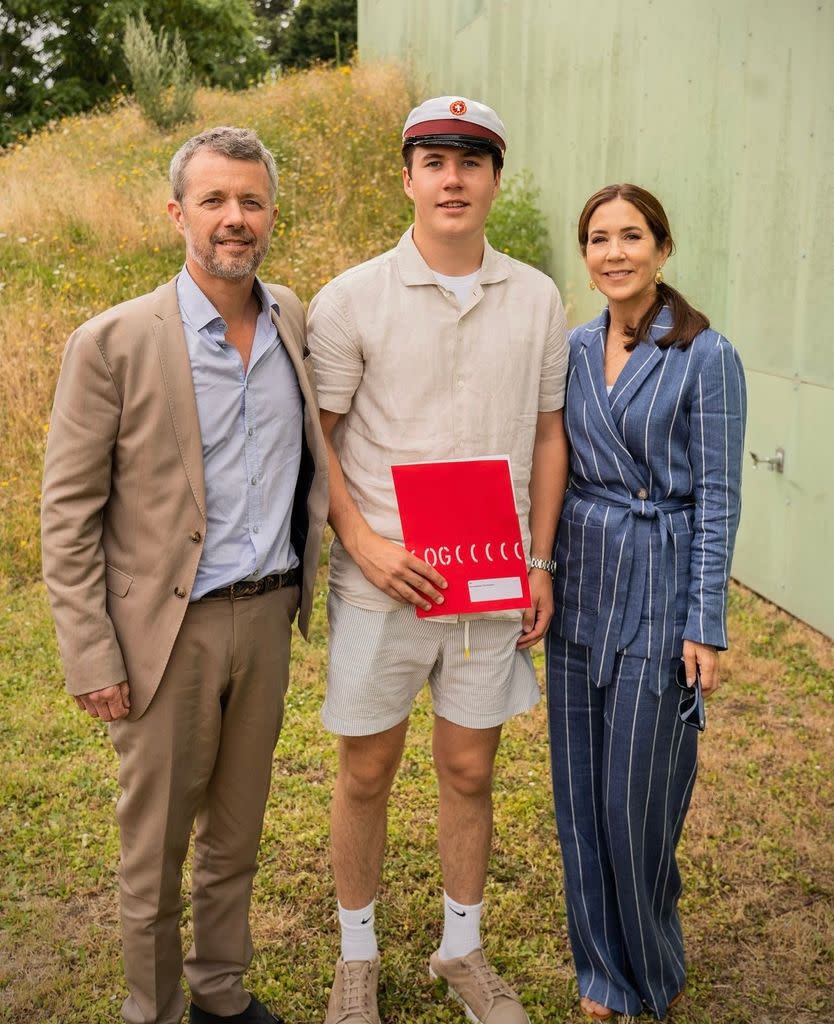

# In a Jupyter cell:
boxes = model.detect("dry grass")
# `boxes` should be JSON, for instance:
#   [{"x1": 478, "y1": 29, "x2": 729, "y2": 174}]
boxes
[
  {"x1": 0, "y1": 290, "x2": 70, "y2": 574},
  {"x1": 0, "y1": 63, "x2": 412, "y2": 277},
  {"x1": 0, "y1": 105, "x2": 173, "y2": 249},
  {"x1": 673, "y1": 585, "x2": 834, "y2": 1022}
]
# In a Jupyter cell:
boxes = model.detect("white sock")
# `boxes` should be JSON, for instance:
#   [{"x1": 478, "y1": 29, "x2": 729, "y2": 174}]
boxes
[
  {"x1": 439, "y1": 891, "x2": 482, "y2": 960},
  {"x1": 338, "y1": 900, "x2": 378, "y2": 962}
]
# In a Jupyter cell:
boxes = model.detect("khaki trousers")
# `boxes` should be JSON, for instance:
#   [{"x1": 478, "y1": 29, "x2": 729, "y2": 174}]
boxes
[{"x1": 109, "y1": 585, "x2": 298, "y2": 1024}]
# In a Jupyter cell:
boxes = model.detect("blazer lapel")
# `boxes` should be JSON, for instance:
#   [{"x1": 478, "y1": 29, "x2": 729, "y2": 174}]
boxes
[
  {"x1": 152, "y1": 279, "x2": 207, "y2": 520},
  {"x1": 574, "y1": 314, "x2": 632, "y2": 462},
  {"x1": 270, "y1": 304, "x2": 305, "y2": 383},
  {"x1": 608, "y1": 307, "x2": 671, "y2": 424},
  {"x1": 265, "y1": 286, "x2": 321, "y2": 440}
]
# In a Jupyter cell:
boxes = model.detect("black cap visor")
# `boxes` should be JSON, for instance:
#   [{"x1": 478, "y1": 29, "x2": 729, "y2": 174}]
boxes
[{"x1": 403, "y1": 134, "x2": 503, "y2": 157}]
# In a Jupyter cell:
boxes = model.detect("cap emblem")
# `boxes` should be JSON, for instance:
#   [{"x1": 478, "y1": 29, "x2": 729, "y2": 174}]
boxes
[{"x1": 449, "y1": 99, "x2": 467, "y2": 116}]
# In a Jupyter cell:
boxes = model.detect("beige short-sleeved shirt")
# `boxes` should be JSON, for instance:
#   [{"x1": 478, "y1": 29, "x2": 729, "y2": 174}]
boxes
[{"x1": 307, "y1": 227, "x2": 568, "y2": 613}]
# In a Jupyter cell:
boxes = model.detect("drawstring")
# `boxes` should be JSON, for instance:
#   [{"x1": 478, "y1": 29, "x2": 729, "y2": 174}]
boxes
[{"x1": 464, "y1": 619, "x2": 471, "y2": 660}]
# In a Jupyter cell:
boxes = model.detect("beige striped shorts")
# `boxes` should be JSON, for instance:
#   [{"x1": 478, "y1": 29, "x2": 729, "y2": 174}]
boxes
[{"x1": 321, "y1": 592, "x2": 540, "y2": 736}]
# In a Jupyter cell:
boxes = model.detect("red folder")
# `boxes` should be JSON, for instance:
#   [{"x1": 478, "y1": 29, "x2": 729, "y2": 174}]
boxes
[{"x1": 391, "y1": 457, "x2": 531, "y2": 617}]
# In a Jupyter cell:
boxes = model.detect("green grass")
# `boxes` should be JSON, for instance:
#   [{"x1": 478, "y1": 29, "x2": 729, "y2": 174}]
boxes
[{"x1": 1, "y1": 578, "x2": 832, "y2": 1023}]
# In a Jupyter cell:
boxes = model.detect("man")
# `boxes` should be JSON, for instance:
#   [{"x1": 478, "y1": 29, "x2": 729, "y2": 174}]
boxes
[
  {"x1": 41, "y1": 127, "x2": 327, "y2": 1024},
  {"x1": 307, "y1": 97, "x2": 569, "y2": 1024}
]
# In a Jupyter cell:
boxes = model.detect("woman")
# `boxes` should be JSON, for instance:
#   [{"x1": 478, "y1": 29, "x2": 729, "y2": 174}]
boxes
[{"x1": 546, "y1": 184, "x2": 746, "y2": 1020}]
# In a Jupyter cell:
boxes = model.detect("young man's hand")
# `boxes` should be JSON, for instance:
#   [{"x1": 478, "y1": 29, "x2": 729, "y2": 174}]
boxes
[
  {"x1": 517, "y1": 568, "x2": 554, "y2": 648},
  {"x1": 355, "y1": 532, "x2": 447, "y2": 612}
]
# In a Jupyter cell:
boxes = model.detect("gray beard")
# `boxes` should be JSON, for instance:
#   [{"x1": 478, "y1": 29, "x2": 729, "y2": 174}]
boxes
[{"x1": 189, "y1": 236, "x2": 270, "y2": 281}]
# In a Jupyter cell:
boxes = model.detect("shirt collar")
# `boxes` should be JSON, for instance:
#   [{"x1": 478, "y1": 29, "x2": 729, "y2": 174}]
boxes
[
  {"x1": 176, "y1": 265, "x2": 279, "y2": 333},
  {"x1": 395, "y1": 226, "x2": 510, "y2": 286}
]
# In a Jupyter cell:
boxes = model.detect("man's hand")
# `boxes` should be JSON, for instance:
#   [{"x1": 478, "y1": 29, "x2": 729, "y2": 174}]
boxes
[
  {"x1": 517, "y1": 568, "x2": 554, "y2": 649},
  {"x1": 74, "y1": 681, "x2": 131, "y2": 721},
  {"x1": 682, "y1": 640, "x2": 720, "y2": 697},
  {"x1": 354, "y1": 531, "x2": 447, "y2": 611}
]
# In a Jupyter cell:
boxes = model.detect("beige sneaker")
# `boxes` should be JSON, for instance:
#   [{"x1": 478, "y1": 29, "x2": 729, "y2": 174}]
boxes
[
  {"x1": 324, "y1": 957, "x2": 380, "y2": 1024},
  {"x1": 429, "y1": 949, "x2": 530, "y2": 1024}
]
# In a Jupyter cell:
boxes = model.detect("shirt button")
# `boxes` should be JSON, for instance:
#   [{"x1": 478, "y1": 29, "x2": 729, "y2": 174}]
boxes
[
  {"x1": 253, "y1": 525, "x2": 260, "y2": 534},
  {"x1": 189, "y1": 530, "x2": 202, "y2": 543},
  {"x1": 637, "y1": 488, "x2": 649, "y2": 500},
  {"x1": 456, "y1": 379, "x2": 464, "y2": 389},
  {"x1": 251, "y1": 475, "x2": 257, "y2": 485},
  {"x1": 248, "y1": 427, "x2": 254, "y2": 436},
  {"x1": 174, "y1": 586, "x2": 187, "y2": 598},
  {"x1": 252, "y1": 569, "x2": 260, "y2": 577}
]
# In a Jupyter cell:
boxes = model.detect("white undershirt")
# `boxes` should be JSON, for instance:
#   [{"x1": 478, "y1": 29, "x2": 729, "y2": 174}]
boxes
[{"x1": 432, "y1": 269, "x2": 481, "y2": 307}]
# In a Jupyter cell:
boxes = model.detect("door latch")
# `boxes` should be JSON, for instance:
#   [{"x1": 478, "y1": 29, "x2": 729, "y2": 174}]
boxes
[{"x1": 749, "y1": 447, "x2": 785, "y2": 473}]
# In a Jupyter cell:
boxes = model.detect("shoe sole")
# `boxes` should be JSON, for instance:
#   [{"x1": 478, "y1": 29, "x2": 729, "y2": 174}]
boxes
[{"x1": 429, "y1": 966, "x2": 531, "y2": 1024}]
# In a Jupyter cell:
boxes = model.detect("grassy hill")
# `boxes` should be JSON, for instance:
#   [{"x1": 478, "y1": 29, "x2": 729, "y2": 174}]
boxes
[{"x1": 0, "y1": 65, "x2": 832, "y2": 1024}]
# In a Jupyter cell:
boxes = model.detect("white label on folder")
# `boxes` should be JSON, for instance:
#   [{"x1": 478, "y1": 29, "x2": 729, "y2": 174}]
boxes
[{"x1": 468, "y1": 577, "x2": 524, "y2": 602}]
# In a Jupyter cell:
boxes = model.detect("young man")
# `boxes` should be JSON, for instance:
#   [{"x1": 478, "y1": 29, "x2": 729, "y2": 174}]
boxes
[
  {"x1": 41, "y1": 127, "x2": 328, "y2": 1024},
  {"x1": 308, "y1": 97, "x2": 569, "y2": 1024}
]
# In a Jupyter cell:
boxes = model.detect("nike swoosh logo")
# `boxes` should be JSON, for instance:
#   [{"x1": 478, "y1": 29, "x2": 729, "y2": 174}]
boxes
[
  {"x1": 361, "y1": 916, "x2": 372, "y2": 924},
  {"x1": 450, "y1": 908, "x2": 466, "y2": 917}
]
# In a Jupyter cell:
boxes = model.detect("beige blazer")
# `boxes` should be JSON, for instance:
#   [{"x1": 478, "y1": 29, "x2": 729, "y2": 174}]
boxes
[{"x1": 42, "y1": 277, "x2": 328, "y2": 720}]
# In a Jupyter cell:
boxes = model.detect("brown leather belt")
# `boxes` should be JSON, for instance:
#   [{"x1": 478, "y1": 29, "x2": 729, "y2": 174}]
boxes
[{"x1": 200, "y1": 566, "x2": 300, "y2": 601}]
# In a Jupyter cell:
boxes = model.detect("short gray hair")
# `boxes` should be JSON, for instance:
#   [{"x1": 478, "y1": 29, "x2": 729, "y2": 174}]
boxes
[{"x1": 169, "y1": 126, "x2": 278, "y2": 204}]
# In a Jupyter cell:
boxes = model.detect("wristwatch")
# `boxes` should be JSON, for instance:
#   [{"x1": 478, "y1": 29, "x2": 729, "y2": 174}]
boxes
[{"x1": 529, "y1": 557, "x2": 557, "y2": 577}]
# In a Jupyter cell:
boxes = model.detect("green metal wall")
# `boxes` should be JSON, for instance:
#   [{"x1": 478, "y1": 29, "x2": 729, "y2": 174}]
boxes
[{"x1": 359, "y1": 0, "x2": 834, "y2": 639}]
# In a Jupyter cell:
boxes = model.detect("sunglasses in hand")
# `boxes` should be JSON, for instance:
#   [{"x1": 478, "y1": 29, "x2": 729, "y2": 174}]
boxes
[{"x1": 675, "y1": 662, "x2": 706, "y2": 732}]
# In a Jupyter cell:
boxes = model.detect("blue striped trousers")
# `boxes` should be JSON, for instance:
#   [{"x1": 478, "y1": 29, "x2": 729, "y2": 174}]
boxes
[{"x1": 546, "y1": 635, "x2": 697, "y2": 1018}]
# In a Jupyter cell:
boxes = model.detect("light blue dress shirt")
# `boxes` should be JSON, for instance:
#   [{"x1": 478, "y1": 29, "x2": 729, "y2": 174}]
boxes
[{"x1": 176, "y1": 267, "x2": 302, "y2": 601}]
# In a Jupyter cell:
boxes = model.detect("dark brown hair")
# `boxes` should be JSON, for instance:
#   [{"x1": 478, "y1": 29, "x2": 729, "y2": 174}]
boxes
[
  {"x1": 578, "y1": 183, "x2": 709, "y2": 351},
  {"x1": 402, "y1": 143, "x2": 504, "y2": 177}
]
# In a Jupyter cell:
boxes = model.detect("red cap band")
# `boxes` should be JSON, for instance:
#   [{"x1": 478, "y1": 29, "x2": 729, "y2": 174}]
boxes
[{"x1": 402, "y1": 119, "x2": 505, "y2": 151}]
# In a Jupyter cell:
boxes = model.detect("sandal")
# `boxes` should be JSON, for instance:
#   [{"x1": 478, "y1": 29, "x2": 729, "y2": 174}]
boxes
[{"x1": 579, "y1": 996, "x2": 613, "y2": 1020}]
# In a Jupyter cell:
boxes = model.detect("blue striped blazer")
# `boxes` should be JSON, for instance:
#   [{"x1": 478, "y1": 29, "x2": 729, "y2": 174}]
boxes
[{"x1": 551, "y1": 306, "x2": 747, "y2": 694}]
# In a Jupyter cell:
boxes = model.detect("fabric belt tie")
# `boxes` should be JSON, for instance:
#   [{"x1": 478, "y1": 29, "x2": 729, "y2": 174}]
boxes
[
  {"x1": 200, "y1": 566, "x2": 300, "y2": 601},
  {"x1": 572, "y1": 483, "x2": 693, "y2": 696}
]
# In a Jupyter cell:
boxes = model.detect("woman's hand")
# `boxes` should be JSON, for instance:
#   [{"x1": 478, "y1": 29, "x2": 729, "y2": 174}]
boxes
[{"x1": 682, "y1": 639, "x2": 720, "y2": 697}]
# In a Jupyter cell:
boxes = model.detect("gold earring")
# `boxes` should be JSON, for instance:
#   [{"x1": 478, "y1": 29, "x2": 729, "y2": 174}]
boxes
[
  {"x1": 655, "y1": 269, "x2": 663, "y2": 284},
  {"x1": 588, "y1": 280, "x2": 596, "y2": 291}
]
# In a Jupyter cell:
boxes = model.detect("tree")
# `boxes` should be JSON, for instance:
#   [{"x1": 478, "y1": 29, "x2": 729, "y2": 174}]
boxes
[
  {"x1": 123, "y1": 11, "x2": 196, "y2": 130},
  {"x1": 0, "y1": 3, "x2": 118, "y2": 145},
  {"x1": 0, "y1": 1, "x2": 266, "y2": 146},
  {"x1": 0, "y1": 9, "x2": 51, "y2": 142},
  {"x1": 0, "y1": 0, "x2": 359, "y2": 146},
  {"x1": 272, "y1": 0, "x2": 357, "y2": 69},
  {"x1": 253, "y1": 0, "x2": 295, "y2": 60}
]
